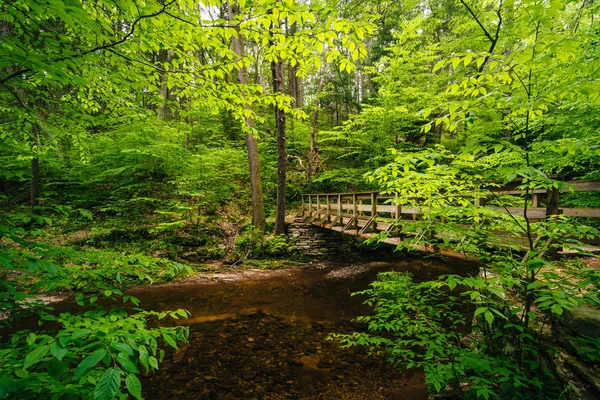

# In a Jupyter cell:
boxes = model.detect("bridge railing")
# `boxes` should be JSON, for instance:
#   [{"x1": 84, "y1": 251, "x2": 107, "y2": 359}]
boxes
[{"x1": 299, "y1": 179, "x2": 600, "y2": 237}]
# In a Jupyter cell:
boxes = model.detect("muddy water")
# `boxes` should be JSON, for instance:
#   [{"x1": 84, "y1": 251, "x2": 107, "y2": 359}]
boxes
[{"x1": 131, "y1": 258, "x2": 475, "y2": 400}]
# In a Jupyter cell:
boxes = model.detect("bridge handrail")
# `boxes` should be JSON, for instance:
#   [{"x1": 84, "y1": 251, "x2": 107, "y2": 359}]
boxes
[
  {"x1": 300, "y1": 179, "x2": 600, "y2": 221},
  {"x1": 302, "y1": 179, "x2": 600, "y2": 198}
]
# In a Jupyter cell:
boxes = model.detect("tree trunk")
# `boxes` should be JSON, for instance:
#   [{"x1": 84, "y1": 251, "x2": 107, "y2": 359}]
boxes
[
  {"x1": 229, "y1": 3, "x2": 266, "y2": 231},
  {"x1": 307, "y1": 75, "x2": 324, "y2": 189},
  {"x1": 157, "y1": 49, "x2": 174, "y2": 121},
  {"x1": 272, "y1": 57, "x2": 287, "y2": 235},
  {"x1": 286, "y1": 22, "x2": 302, "y2": 108}
]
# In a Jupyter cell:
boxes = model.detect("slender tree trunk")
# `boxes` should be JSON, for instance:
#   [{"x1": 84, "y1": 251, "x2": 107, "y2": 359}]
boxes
[
  {"x1": 308, "y1": 108, "x2": 317, "y2": 188},
  {"x1": 287, "y1": 65, "x2": 303, "y2": 107},
  {"x1": 308, "y1": 75, "x2": 324, "y2": 189},
  {"x1": 286, "y1": 22, "x2": 302, "y2": 108},
  {"x1": 158, "y1": 49, "x2": 174, "y2": 121},
  {"x1": 229, "y1": 3, "x2": 266, "y2": 231},
  {"x1": 272, "y1": 57, "x2": 287, "y2": 235}
]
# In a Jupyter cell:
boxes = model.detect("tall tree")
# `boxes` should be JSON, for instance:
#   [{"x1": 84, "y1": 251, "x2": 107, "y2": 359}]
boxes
[
  {"x1": 272, "y1": 57, "x2": 287, "y2": 234},
  {"x1": 229, "y1": 2, "x2": 267, "y2": 231},
  {"x1": 270, "y1": 9, "x2": 287, "y2": 235}
]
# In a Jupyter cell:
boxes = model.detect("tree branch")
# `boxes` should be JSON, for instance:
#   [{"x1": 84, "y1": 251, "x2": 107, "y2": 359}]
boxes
[
  {"x1": 0, "y1": 0, "x2": 178, "y2": 86},
  {"x1": 459, "y1": 0, "x2": 494, "y2": 43},
  {"x1": 488, "y1": 190, "x2": 528, "y2": 235}
]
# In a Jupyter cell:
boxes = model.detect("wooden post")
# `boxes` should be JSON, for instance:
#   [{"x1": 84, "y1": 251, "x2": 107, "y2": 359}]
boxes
[
  {"x1": 532, "y1": 193, "x2": 540, "y2": 208},
  {"x1": 546, "y1": 187, "x2": 560, "y2": 259},
  {"x1": 300, "y1": 195, "x2": 305, "y2": 216},
  {"x1": 371, "y1": 192, "x2": 377, "y2": 232},
  {"x1": 316, "y1": 194, "x2": 320, "y2": 217},
  {"x1": 352, "y1": 193, "x2": 358, "y2": 230},
  {"x1": 308, "y1": 195, "x2": 313, "y2": 217},
  {"x1": 546, "y1": 188, "x2": 560, "y2": 217},
  {"x1": 326, "y1": 194, "x2": 331, "y2": 222}
]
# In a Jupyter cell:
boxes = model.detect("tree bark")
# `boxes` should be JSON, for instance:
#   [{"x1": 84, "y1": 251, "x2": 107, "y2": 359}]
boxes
[
  {"x1": 229, "y1": 3, "x2": 266, "y2": 231},
  {"x1": 157, "y1": 49, "x2": 174, "y2": 121},
  {"x1": 272, "y1": 57, "x2": 287, "y2": 235},
  {"x1": 286, "y1": 22, "x2": 302, "y2": 107},
  {"x1": 307, "y1": 75, "x2": 324, "y2": 189}
]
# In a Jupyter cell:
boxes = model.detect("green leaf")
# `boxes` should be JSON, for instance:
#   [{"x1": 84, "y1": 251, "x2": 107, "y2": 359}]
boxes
[
  {"x1": 50, "y1": 342, "x2": 68, "y2": 361},
  {"x1": 551, "y1": 305, "x2": 563, "y2": 316},
  {"x1": 94, "y1": 368, "x2": 121, "y2": 400},
  {"x1": 474, "y1": 307, "x2": 488, "y2": 317},
  {"x1": 464, "y1": 55, "x2": 472, "y2": 66},
  {"x1": 138, "y1": 347, "x2": 149, "y2": 371},
  {"x1": 26, "y1": 333, "x2": 37, "y2": 345},
  {"x1": 484, "y1": 310, "x2": 494, "y2": 326},
  {"x1": 72, "y1": 329, "x2": 92, "y2": 340},
  {"x1": 113, "y1": 342, "x2": 133, "y2": 356},
  {"x1": 74, "y1": 348, "x2": 107, "y2": 380},
  {"x1": 23, "y1": 345, "x2": 49, "y2": 369},
  {"x1": 116, "y1": 353, "x2": 139, "y2": 374},
  {"x1": 148, "y1": 356, "x2": 159, "y2": 370},
  {"x1": 125, "y1": 374, "x2": 143, "y2": 400},
  {"x1": 27, "y1": 259, "x2": 40, "y2": 272},
  {"x1": 451, "y1": 57, "x2": 460, "y2": 69},
  {"x1": 79, "y1": 209, "x2": 94, "y2": 220},
  {"x1": 503, "y1": 173, "x2": 517, "y2": 184},
  {"x1": 162, "y1": 333, "x2": 178, "y2": 349}
]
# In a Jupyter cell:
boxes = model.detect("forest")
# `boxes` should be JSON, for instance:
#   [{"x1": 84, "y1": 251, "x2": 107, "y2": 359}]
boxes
[{"x1": 1, "y1": 0, "x2": 600, "y2": 399}]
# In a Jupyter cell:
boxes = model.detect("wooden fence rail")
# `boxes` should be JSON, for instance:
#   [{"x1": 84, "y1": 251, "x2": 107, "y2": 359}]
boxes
[{"x1": 298, "y1": 180, "x2": 600, "y2": 248}]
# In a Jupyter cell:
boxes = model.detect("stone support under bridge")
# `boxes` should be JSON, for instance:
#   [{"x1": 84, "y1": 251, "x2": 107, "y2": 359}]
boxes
[{"x1": 287, "y1": 222, "x2": 356, "y2": 257}]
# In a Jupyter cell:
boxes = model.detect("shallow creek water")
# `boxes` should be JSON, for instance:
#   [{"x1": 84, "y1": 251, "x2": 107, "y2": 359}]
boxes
[{"x1": 127, "y1": 257, "x2": 476, "y2": 400}]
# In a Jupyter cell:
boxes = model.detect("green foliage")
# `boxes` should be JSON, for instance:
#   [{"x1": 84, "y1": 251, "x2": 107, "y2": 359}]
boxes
[
  {"x1": 346, "y1": 141, "x2": 600, "y2": 398},
  {"x1": 1, "y1": 219, "x2": 191, "y2": 399},
  {"x1": 234, "y1": 227, "x2": 297, "y2": 260},
  {"x1": 1, "y1": 217, "x2": 193, "y2": 294},
  {"x1": 0, "y1": 307, "x2": 189, "y2": 399},
  {"x1": 573, "y1": 335, "x2": 600, "y2": 364},
  {"x1": 312, "y1": 168, "x2": 376, "y2": 193},
  {"x1": 11, "y1": 244, "x2": 193, "y2": 292},
  {"x1": 332, "y1": 272, "x2": 543, "y2": 398}
]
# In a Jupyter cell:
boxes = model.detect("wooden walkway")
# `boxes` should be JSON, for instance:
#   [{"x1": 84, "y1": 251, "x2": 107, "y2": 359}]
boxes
[{"x1": 297, "y1": 180, "x2": 600, "y2": 256}]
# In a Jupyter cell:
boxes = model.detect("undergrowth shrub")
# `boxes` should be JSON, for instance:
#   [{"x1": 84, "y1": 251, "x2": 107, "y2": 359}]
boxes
[
  {"x1": 1, "y1": 222, "x2": 191, "y2": 400},
  {"x1": 0, "y1": 307, "x2": 189, "y2": 400},
  {"x1": 5, "y1": 244, "x2": 193, "y2": 293},
  {"x1": 336, "y1": 147, "x2": 600, "y2": 399},
  {"x1": 332, "y1": 272, "x2": 545, "y2": 399},
  {"x1": 234, "y1": 227, "x2": 297, "y2": 260}
]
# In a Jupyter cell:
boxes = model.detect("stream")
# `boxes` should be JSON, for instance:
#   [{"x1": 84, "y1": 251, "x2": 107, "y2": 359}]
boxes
[{"x1": 128, "y1": 257, "x2": 476, "y2": 400}]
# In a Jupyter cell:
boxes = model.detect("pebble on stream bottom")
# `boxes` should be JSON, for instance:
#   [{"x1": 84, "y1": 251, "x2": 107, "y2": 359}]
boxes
[{"x1": 140, "y1": 311, "x2": 428, "y2": 400}]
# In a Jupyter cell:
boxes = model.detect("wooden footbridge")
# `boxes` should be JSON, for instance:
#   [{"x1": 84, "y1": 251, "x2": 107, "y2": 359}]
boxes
[{"x1": 297, "y1": 180, "x2": 600, "y2": 256}]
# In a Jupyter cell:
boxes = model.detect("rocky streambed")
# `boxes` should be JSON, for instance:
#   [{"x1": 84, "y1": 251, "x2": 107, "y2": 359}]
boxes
[
  {"x1": 142, "y1": 311, "x2": 426, "y2": 399},
  {"x1": 129, "y1": 258, "x2": 477, "y2": 399}
]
